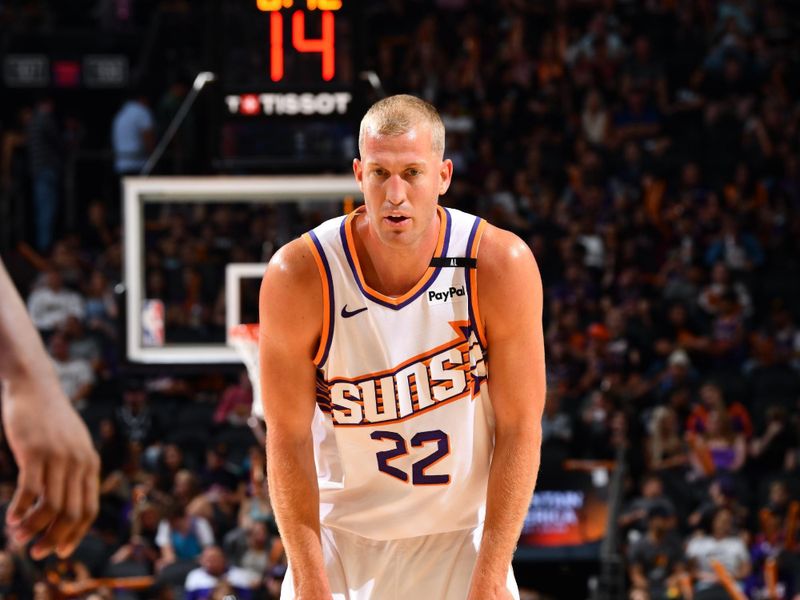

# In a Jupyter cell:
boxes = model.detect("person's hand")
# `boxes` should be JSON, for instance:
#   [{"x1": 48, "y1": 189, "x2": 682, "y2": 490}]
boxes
[{"x1": 2, "y1": 375, "x2": 100, "y2": 559}]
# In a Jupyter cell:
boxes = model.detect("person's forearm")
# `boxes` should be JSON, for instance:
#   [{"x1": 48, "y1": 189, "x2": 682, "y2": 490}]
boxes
[
  {"x1": 472, "y1": 424, "x2": 541, "y2": 588},
  {"x1": 267, "y1": 432, "x2": 330, "y2": 595},
  {"x1": 0, "y1": 260, "x2": 56, "y2": 385}
]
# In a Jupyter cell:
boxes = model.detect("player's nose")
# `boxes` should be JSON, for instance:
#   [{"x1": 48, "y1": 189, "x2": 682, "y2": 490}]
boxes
[{"x1": 385, "y1": 174, "x2": 406, "y2": 205}]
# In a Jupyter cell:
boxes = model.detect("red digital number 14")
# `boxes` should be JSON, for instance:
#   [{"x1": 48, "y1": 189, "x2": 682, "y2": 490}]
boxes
[{"x1": 269, "y1": 10, "x2": 335, "y2": 82}]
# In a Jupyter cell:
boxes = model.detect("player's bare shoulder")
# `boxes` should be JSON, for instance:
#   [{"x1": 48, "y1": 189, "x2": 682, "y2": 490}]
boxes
[
  {"x1": 259, "y1": 237, "x2": 323, "y2": 350},
  {"x1": 263, "y1": 237, "x2": 320, "y2": 290},
  {"x1": 477, "y1": 223, "x2": 539, "y2": 288},
  {"x1": 476, "y1": 223, "x2": 542, "y2": 337}
]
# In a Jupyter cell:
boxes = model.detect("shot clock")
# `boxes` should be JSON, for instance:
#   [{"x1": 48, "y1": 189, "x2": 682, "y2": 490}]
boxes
[
  {"x1": 257, "y1": 0, "x2": 342, "y2": 82},
  {"x1": 221, "y1": 0, "x2": 356, "y2": 117},
  {"x1": 217, "y1": 0, "x2": 359, "y2": 169}
]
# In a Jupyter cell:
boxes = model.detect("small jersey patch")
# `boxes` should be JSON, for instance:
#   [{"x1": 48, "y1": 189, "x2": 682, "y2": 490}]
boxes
[
  {"x1": 427, "y1": 285, "x2": 467, "y2": 306},
  {"x1": 429, "y1": 257, "x2": 477, "y2": 268}
]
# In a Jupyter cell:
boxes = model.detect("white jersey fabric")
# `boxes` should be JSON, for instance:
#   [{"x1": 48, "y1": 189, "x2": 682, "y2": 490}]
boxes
[
  {"x1": 302, "y1": 206, "x2": 494, "y2": 540},
  {"x1": 281, "y1": 523, "x2": 519, "y2": 600}
]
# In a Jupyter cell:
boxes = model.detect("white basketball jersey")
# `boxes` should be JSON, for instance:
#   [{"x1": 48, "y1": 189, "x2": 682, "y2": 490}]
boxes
[{"x1": 302, "y1": 206, "x2": 493, "y2": 540}]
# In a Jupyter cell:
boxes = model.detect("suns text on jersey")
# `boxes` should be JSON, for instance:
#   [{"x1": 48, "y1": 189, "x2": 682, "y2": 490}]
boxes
[{"x1": 315, "y1": 321, "x2": 486, "y2": 427}]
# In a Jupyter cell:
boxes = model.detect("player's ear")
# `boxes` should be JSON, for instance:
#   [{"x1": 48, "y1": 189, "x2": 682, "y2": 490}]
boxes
[
  {"x1": 438, "y1": 159, "x2": 453, "y2": 196},
  {"x1": 353, "y1": 158, "x2": 364, "y2": 192}
]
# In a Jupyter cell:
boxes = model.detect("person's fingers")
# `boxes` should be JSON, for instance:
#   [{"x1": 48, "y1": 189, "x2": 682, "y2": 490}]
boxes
[
  {"x1": 22, "y1": 458, "x2": 67, "y2": 559},
  {"x1": 53, "y1": 464, "x2": 86, "y2": 559},
  {"x1": 56, "y1": 456, "x2": 99, "y2": 558},
  {"x1": 6, "y1": 456, "x2": 44, "y2": 537}
]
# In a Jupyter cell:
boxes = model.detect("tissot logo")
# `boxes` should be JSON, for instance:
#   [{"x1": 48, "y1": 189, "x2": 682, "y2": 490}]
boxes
[
  {"x1": 225, "y1": 92, "x2": 352, "y2": 116},
  {"x1": 427, "y1": 286, "x2": 467, "y2": 305}
]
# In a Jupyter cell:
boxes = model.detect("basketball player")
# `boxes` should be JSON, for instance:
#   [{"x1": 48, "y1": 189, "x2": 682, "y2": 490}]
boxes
[
  {"x1": 0, "y1": 258, "x2": 100, "y2": 559},
  {"x1": 259, "y1": 95, "x2": 545, "y2": 599}
]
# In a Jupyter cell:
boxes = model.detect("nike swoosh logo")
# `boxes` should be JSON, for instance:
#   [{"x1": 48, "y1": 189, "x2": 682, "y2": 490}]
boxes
[{"x1": 341, "y1": 305, "x2": 368, "y2": 318}]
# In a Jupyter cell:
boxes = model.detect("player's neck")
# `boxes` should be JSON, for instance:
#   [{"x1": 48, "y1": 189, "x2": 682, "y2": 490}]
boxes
[{"x1": 355, "y1": 211, "x2": 440, "y2": 297}]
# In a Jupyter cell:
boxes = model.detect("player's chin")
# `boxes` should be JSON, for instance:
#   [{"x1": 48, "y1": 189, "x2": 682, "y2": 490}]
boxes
[{"x1": 378, "y1": 227, "x2": 416, "y2": 247}]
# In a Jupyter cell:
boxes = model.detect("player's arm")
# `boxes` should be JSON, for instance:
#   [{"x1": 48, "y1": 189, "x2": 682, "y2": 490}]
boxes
[
  {"x1": 468, "y1": 226, "x2": 545, "y2": 600},
  {"x1": 0, "y1": 258, "x2": 100, "y2": 559},
  {"x1": 259, "y1": 238, "x2": 331, "y2": 599}
]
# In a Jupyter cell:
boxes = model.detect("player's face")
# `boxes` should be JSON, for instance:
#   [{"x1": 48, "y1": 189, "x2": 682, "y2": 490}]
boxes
[{"x1": 353, "y1": 124, "x2": 452, "y2": 249}]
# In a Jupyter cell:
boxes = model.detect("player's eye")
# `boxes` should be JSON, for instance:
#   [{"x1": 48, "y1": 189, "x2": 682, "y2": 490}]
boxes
[
  {"x1": 406, "y1": 169, "x2": 421, "y2": 177},
  {"x1": 372, "y1": 168, "x2": 387, "y2": 178}
]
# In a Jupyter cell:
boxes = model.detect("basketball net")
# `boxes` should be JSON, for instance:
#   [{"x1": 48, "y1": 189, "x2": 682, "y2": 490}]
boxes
[{"x1": 228, "y1": 324, "x2": 263, "y2": 419}]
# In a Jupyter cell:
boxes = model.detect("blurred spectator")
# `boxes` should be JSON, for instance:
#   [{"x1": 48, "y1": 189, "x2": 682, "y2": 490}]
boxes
[
  {"x1": 645, "y1": 407, "x2": 689, "y2": 474},
  {"x1": 658, "y1": 349, "x2": 698, "y2": 399},
  {"x1": 580, "y1": 389, "x2": 616, "y2": 459},
  {"x1": 704, "y1": 216, "x2": 764, "y2": 275},
  {"x1": 686, "y1": 507, "x2": 751, "y2": 598},
  {"x1": 27, "y1": 97, "x2": 63, "y2": 252},
  {"x1": 49, "y1": 238, "x2": 85, "y2": 289},
  {"x1": 111, "y1": 88, "x2": 155, "y2": 224},
  {"x1": 763, "y1": 480, "x2": 794, "y2": 522},
  {"x1": 198, "y1": 446, "x2": 240, "y2": 495},
  {"x1": 627, "y1": 505, "x2": 685, "y2": 600},
  {"x1": 112, "y1": 89, "x2": 155, "y2": 176},
  {"x1": 188, "y1": 483, "x2": 241, "y2": 543},
  {"x1": 80, "y1": 201, "x2": 115, "y2": 255},
  {"x1": 698, "y1": 262, "x2": 752, "y2": 319},
  {"x1": 213, "y1": 372, "x2": 253, "y2": 426},
  {"x1": 238, "y1": 476, "x2": 273, "y2": 533},
  {"x1": 687, "y1": 382, "x2": 752, "y2": 439},
  {"x1": 237, "y1": 521, "x2": 270, "y2": 579},
  {"x1": 709, "y1": 291, "x2": 747, "y2": 367},
  {"x1": 116, "y1": 380, "x2": 160, "y2": 449},
  {"x1": 619, "y1": 474, "x2": 677, "y2": 538},
  {"x1": 155, "y1": 503, "x2": 215, "y2": 568},
  {"x1": 48, "y1": 331, "x2": 94, "y2": 411},
  {"x1": 108, "y1": 497, "x2": 162, "y2": 576},
  {"x1": 183, "y1": 545, "x2": 258, "y2": 600},
  {"x1": 691, "y1": 409, "x2": 747, "y2": 475},
  {"x1": 96, "y1": 416, "x2": 128, "y2": 482},
  {"x1": 27, "y1": 270, "x2": 85, "y2": 334},
  {"x1": 688, "y1": 476, "x2": 748, "y2": 532},
  {"x1": 61, "y1": 315, "x2": 102, "y2": 375},
  {"x1": 170, "y1": 470, "x2": 201, "y2": 510},
  {"x1": 153, "y1": 443, "x2": 190, "y2": 493},
  {"x1": 540, "y1": 389, "x2": 573, "y2": 465},
  {"x1": 744, "y1": 504, "x2": 795, "y2": 600},
  {"x1": 581, "y1": 89, "x2": 610, "y2": 147},
  {"x1": 749, "y1": 406, "x2": 797, "y2": 476}
]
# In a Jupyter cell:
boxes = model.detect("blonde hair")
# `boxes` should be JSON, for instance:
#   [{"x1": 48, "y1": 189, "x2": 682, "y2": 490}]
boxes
[{"x1": 358, "y1": 94, "x2": 445, "y2": 158}]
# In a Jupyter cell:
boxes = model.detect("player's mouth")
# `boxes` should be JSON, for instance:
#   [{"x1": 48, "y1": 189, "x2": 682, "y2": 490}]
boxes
[{"x1": 384, "y1": 215, "x2": 411, "y2": 228}]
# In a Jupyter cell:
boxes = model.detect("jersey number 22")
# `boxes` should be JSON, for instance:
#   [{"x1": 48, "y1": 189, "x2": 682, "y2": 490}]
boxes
[{"x1": 370, "y1": 430, "x2": 450, "y2": 485}]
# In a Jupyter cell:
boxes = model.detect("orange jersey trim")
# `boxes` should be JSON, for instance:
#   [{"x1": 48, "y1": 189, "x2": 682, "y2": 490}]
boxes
[
  {"x1": 468, "y1": 219, "x2": 488, "y2": 348},
  {"x1": 303, "y1": 233, "x2": 332, "y2": 366},
  {"x1": 343, "y1": 205, "x2": 448, "y2": 305}
]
